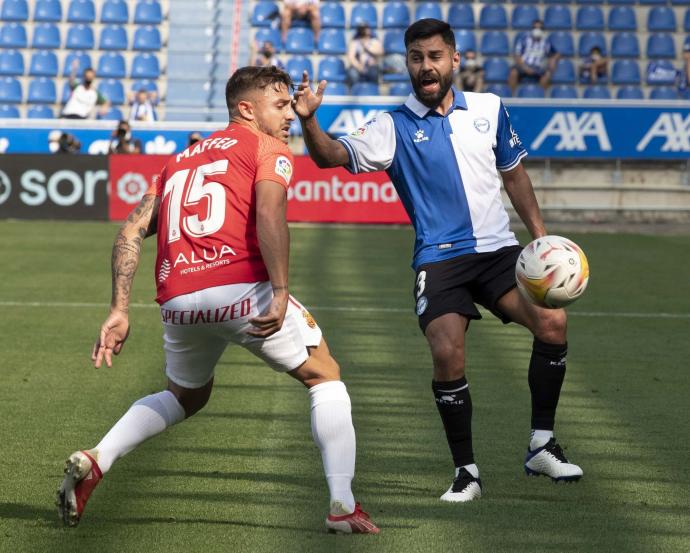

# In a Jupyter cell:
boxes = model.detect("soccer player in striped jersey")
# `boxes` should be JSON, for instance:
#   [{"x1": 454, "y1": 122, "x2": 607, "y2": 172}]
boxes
[
  {"x1": 56, "y1": 66, "x2": 378, "y2": 534},
  {"x1": 294, "y1": 18, "x2": 582, "y2": 503}
]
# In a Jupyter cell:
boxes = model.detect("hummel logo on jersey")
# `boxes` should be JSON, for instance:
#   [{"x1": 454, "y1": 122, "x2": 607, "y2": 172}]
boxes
[{"x1": 414, "y1": 129, "x2": 429, "y2": 143}]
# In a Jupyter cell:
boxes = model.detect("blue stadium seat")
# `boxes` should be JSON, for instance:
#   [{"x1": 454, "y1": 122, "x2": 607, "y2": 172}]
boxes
[
  {"x1": 646, "y1": 34, "x2": 676, "y2": 58},
  {"x1": 389, "y1": 82, "x2": 412, "y2": 96},
  {"x1": 0, "y1": 103, "x2": 20, "y2": 117},
  {"x1": 132, "y1": 25, "x2": 161, "y2": 50},
  {"x1": 131, "y1": 53, "x2": 159, "y2": 79},
  {"x1": 448, "y1": 4, "x2": 474, "y2": 30},
  {"x1": 685, "y1": 9, "x2": 690, "y2": 31},
  {"x1": 29, "y1": 50, "x2": 58, "y2": 76},
  {"x1": 0, "y1": 77, "x2": 22, "y2": 103},
  {"x1": 608, "y1": 0, "x2": 636, "y2": 4},
  {"x1": 649, "y1": 86, "x2": 679, "y2": 100},
  {"x1": 286, "y1": 55, "x2": 313, "y2": 83},
  {"x1": 34, "y1": 0, "x2": 62, "y2": 22},
  {"x1": 317, "y1": 56, "x2": 346, "y2": 82},
  {"x1": 62, "y1": 51, "x2": 91, "y2": 76},
  {"x1": 98, "y1": 78, "x2": 125, "y2": 104},
  {"x1": 486, "y1": 83, "x2": 512, "y2": 98},
  {"x1": 320, "y1": 2, "x2": 345, "y2": 28},
  {"x1": 611, "y1": 33, "x2": 639, "y2": 58},
  {"x1": 60, "y1": 80, "x2": 72, "y2": 103},
  {"x1": 1, "y1": 0, "x2": 28, "y2": 21},
  {"x1": 640, "y1": 0, "x2": 668, "y2": 4},
  {"x1": 65, "y1": 24, "x2": 94, "y2": 49},
  {"x1": 616, "y1": 86, "x2": 644, "y2": 99},
  {"x1": 323, "y1": 81, "x2": 347, "y2": 96},
  {"x1": 317, "y1": 28, "x2": 345, "y2": 54},
  {"x1": 350, "y1": 3, "x2": 377, "y2": 29},
  {"x1": 512, "y1": 5, "x2": 539, "y2": 30},
  {"x1": 27, "y1": 77, "x2": 56, "y2": 103},
  {"x1": 479, "y1": 5, "x2": 508, "y2": 30},
  {"x1": 608, "y1": 7, "x2": 636, "y2": 31},
  {"x1": 576, "y1": 6, "x2": 604, "y2": 30},
  {"x1": 130, "y1": 79, "x2": 157, "y2": 93},
  {"x1": 99, "y1": 25, "x2": 128, "y2": 50},
  {"x1": 544, "y1": 6, "x2": 572, "y2": 30},
  {"x1": 251, "y1": 1, "x2": 278, "y2": 27},
  {"x1": 383, "y1": 30, "x2": 406, "y2": 55},
  {"x1": 673, "y1": 0, "x2": 690, "y2": 5},
  {"x1": 516, "y1": 84, "x2": 545, "y2": 98},
  {"x1": 32, "y1": 23, "x2": 60, "y2": 49},
  {"x1": 254, "y1": 28, "x2": 281, "y2": 51},
  {"x1": 548, "y1": 31, "x2": 575, "y2": 57},
  {"x1": 578, "y1": 32, "x2": 606, "y2": 57},
  {"x1": 550, "y1": 85, "x2": 578, "y2": 99},
  {"x1": 583, "y1": 85, "x2": 611, "y2": 99},
  {"x1": 97, "y1": 52, "x2": 125, "y2": 78},
  {"x1": 483, "y1": 58, "x2": 510, "y2": 82},
  {"x1": 415, "y1": 2, "x2": 443, "y2": 22},
  {"x1": 646, "y1": 60, "x2": 679, "y2": 85},
  {"x1": 647, "y1": 7, "x2": 676, "y2": 32},
  {"x1": 27, "y1": 104, "x2": 53, "y2": 118},
  {"x1": 611, "y1": 59, "x2": 640, "y2": 84},
  {"x1": 480, "y1": 31, "x2": 509, "y2": 56},
  {"x1": 101, "y1": 0, "x2": 129, "y2": 24},
  {"x1": 351, "y1": 82, "x2": 379, "y2": 96},
  {"x1": 0, "y1": 23, "x2": 27, "y2": 48},
  {"x1": 67, "y1": 0, "x2": 95, "y2": 23},
  {"x1": 134, "y1": 1, "x2": 162, "y2": 25},
  {"x1": 454, "y1": 30, "x2": 476, "y2": 53},
  {"x1": 576, "y1": 0, "x2": 604, "y2": 4},
  {"x1": 382, "y1": 2, "x2": 409, "y2": 29},
  {"x1": 98, "y1": 106, "x2": 123, "y2": 120},
  {"x1": 552, "y1": 59, "x2": 575, "y2": 83},
  {"x1": 0, "y1": 49, "x2": 23, "y2": 76},
  {"x1": 285, "y1": 28, "x2": 314, "y2": 54}
]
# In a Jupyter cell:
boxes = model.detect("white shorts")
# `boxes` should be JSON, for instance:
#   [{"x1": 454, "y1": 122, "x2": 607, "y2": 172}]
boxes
[{"x1": 160, "y1": 282, "x2": 322, "y2": 389}]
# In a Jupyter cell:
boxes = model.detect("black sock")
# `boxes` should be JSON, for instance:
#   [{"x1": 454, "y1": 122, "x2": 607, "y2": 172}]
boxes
[
  {"x1": 432, "y1": 377, "x2": 473, "y2": 467},
  {"x1": 529, "y1": 338, "x2": 567, "y2": 431}
]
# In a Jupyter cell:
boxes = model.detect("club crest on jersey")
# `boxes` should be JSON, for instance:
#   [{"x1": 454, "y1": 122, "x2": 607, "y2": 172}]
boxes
[
  {"x1": 473, "y1": 118, "x2": 490, "y2": 133},
  {"x1": 416, "y1": 295, "x2": 428, "y2": 316},
  {"x1": 275, "y1": 156, "x2": 293, "y2": 185},
  {"x1": 414, "y1": 129, "x2": 429, "y2": 143},
  {"x1": 350, "y1": 118, "x2": 376, "y2": 136}
]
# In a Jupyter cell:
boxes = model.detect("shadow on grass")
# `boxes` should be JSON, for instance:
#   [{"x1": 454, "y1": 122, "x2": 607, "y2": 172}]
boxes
[{"x1": 0, "y1": 502, "x2": 60, "y2": 527}]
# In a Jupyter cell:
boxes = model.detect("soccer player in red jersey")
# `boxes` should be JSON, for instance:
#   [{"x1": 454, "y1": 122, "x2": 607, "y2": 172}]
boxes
[{"x1": 56, "y1": 66, "x2": 378, "y2": 535}]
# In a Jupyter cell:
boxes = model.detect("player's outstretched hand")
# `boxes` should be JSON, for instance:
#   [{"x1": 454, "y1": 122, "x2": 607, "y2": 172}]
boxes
[
  {"x1": 292, "y1": 71, "x2": 327, "y2": 120},
  {"x1": 248, "y1": 294, "x2": 288, "y2": 338},
  {"x1": 92, "y1": 310, "x2": 130, "y2": 368}
]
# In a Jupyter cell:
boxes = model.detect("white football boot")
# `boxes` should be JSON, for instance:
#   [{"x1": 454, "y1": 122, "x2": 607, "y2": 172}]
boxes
[
  {"x1": 525, "y1": 438, "x2": 583, "y2": 482},
  {"x1": 440, "y1": 467, "x2": 482, "y2": 502}
]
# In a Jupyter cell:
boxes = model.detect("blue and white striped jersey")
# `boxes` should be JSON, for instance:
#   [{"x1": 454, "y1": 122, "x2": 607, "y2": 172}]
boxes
[
  {"x1": 337, "y1": 89, "x2": 527, "y2": 269},
  {"x1": 514, "y1": 35, "x2": 555, "y2": 71}
]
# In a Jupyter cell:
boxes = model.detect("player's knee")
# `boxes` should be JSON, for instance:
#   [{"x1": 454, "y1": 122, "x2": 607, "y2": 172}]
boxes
[
  {"x1": 430, "y1": 340, "x2": 465, "y2": 373},
  {"x1": 534, "y1": 309, "x2": 567, "y2": 343},
  {"x1": 168, "y1": 380, "x2": 213, "y2": 418}
]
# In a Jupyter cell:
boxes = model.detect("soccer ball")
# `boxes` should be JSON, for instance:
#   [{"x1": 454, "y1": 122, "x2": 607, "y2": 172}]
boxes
[{"x1": 515, "y1": 235, "x2": 590, "y2": 309}]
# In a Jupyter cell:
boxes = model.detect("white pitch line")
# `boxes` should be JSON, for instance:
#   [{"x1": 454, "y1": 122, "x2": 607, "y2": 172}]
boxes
[{"x1": 0, "y1": 300, "x2": 689, "y2": 319}]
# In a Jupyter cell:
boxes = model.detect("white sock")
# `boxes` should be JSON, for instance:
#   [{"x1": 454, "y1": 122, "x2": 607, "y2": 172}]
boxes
[
  {"x1": 308, "y1": 380, "x2": 356, "y2": 514},
  {"x1": 91, "y1": 390, "x2": 185, "y2": 473},
  {"x1": 458, "y1": 463, "x2": 479, "y2": 479},
  {"x1": 530, "y1": 429, "x2": 554, "y2": 450}
]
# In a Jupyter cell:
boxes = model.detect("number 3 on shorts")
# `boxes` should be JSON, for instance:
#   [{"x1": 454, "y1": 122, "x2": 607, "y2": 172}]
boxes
[{"x1": 416, "y1": 270, "x2": 427, "y2": 299}]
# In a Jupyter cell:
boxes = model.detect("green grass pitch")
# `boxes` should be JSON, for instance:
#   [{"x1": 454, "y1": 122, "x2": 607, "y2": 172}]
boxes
[{"x1": 1, "y1": 220, "x2": 689, "y2": 553}]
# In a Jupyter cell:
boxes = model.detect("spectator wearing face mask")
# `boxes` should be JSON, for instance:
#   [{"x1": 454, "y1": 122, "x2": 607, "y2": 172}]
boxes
[
  {"x1": 457, "y1": 49, "x2": 484, "y2": 93},
  {"x1": 508, "y1": 19, "x2": 560, "y2": 94},
  {"x1": 61, "y1": 63, "x2": 110, "y2": 119},
  {"x1": 579, "y1": 47, "x2": 608, "y2": 84},
  {"x1": 253, "y1": 40, "x2": 284, "y2": 70}
]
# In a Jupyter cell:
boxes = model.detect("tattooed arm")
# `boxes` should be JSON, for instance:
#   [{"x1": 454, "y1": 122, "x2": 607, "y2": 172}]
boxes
[{"x1": 92, "y1": 194, "x2": 160, "y2": 368}]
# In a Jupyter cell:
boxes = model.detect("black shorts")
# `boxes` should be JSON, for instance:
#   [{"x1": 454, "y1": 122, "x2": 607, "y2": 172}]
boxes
[{"x1": 413, "y1": 245, "x2": 522, "y2": 333}]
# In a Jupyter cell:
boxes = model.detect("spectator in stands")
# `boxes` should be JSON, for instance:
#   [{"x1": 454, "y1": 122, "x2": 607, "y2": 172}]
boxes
[
  {"x1": 252, "y1": 40, "x2": 284, "y2": 70},
  {"x1": 128, "y1": 88, "x2": 158, "y2": 123},
  {"x1": 508, "y1": 19, "x2": 559, "y2": 94},
  {"x1": 188, "y1": 132, "x2": 203, "y2": 147},
  {"x1": 280, "y1": 0, "x2": 321, "y2": 44},
  {"x1": 109, "y1": 120, "x2": 142, "y2": 154},
  {"x1": 457, "y1": 49, "x2": 484, "y2": 93},
  {"x1": 681, "y1": 36, "x2": 690, "y2": 99},
  {"x1": 579, "y1": 47, "x2": 608, "y2": 85},
  {"x1": 346, "y1": 23, "x2": 383, "y2": 86},
  {"x1": 61, "y1": 63, "x2": 109, "y2": 119},
  {"x1": 48, "y1": 130, "x2": 81, "y2": 154}
]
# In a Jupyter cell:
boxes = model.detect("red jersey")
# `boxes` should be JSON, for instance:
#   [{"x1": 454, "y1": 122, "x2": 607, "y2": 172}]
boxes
[{"x1": 148, "y1": 124, "x2": 294, "y2": 304}]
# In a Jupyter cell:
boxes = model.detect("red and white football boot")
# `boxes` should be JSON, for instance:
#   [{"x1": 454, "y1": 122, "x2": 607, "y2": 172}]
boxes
[
  {"x1": 56, "y1": 450, "x2": 103, "y2": 527},
  {"x1": 326, "y1": 502, "x2": 380, "y2": 534}
]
